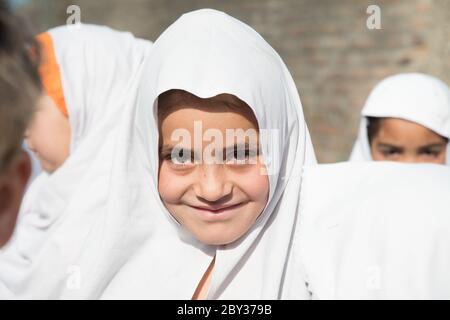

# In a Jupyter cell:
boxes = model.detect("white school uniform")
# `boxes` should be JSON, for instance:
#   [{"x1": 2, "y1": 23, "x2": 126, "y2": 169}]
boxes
[{"x1": 299, "y1": 161, "x2": 450, "y2": 299}]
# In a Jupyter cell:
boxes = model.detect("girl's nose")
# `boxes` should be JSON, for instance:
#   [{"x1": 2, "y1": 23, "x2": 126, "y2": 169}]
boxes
[
  {"x1": 194, "y1": 165, "x2": 232, "y2": 202},
  {"x1": 399, "y1": 155, "x2": 420, "y2": 164}
]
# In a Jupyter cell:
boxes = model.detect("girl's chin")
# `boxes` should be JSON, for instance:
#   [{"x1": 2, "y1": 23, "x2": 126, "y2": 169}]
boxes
[
  {"x1": 40, "y1": 160, "x2": 57, "y2": 174},
  {"x1": 192, "y1": 230, "x2": 241, "y2": 246}
]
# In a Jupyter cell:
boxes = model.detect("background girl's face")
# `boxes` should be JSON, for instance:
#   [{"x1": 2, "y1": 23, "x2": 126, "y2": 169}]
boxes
[
  {"x1": 370, "y1": 118, "x2": 447, "y2": 164},
  {"x1": 25, "y1": 93, "x2": 71, "y2": 173},
  {"x1": 157, "y1": 91, "x2": 269, "y2": 246}
]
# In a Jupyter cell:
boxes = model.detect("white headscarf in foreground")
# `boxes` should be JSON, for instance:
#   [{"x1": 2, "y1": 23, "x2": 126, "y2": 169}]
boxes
[
  {"x1": 349, "y1": 73, "x2": 450, "y2": 164},
  {"x1": 97, "y1": 8, "x2": 317, "y2": 299},
  {"x1": 0, "y1": 24, "x2": 151, "y2": 298},
  {"x1": 300, "y1": 161, "x2": 450, "y2": 299},
  {"x1": 0, "y1": 9, "x2": 316, "y2": 299}
]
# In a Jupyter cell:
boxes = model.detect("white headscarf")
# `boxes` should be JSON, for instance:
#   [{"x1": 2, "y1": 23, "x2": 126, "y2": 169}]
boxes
[
  {"x1": 0, "y1": 9, "x2": 315, "y2": 299},
  {"x1": 100, "y1": 8, "x2": 318, "y2": 300},
  {"x1": 0, "y1": 24, "x2": 151, "y2": 298},
  {"x1": 349, "y1": 73, "x2": 450, "y2": 164},
  {"x1": 299, "y1": 161, "x2": 450, "y2": 299}
]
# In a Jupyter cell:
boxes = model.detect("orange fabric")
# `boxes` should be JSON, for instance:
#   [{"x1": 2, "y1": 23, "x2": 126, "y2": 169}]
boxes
[{"x1": 36, "y1": 32, "x2": 68, "y2": 118}]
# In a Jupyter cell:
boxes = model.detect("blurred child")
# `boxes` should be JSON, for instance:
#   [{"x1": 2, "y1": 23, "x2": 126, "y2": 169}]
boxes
[
  {"x1": 350, "y1": 73, "x2": 450, "y2": 164},
  {"x1": 0, "y1": 3, "x2": 40, "y2": 248},
  {"x1": 0, "y1": 23, "x2": 151, "y2": 297}
]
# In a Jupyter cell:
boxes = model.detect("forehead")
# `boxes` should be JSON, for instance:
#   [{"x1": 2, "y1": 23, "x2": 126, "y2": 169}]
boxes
[
  {"x1": 158, "y1": 90, "x2": 258, "y2": 133},
  {"x1": 377, "y1": 118, "x2": 446, "y2": 144}
]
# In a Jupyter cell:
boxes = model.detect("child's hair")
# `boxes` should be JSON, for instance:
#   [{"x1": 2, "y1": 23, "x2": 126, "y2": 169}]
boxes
[
  {"x1": 0, "y1": 2, "x2": 41, "y2": 172},
  {"x1": 366, "y1": 117, "x2": 383, "y2": 146},
  {"x1": 366, "y1": 116, "x2": 449, "y2": 146},
  {"x1": 157, "y1": 89, "x2": 256, "y2": 121}
]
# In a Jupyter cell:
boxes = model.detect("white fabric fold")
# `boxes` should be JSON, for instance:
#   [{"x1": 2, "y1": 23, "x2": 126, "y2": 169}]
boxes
[{"x1": 299, "y1": 162, "x2": 450, "y2": 299}]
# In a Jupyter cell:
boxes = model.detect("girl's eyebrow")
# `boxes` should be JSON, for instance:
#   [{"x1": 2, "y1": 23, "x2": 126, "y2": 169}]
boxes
[
  {"x1": 160, "y1": 144, "x2": 190, "y2": 154},
  {"x1": 417, "y1": 142, "x2": 447, "y2": 151},
  {"x1": 160, "y1": 144, "x2": 173, "y2": 154},
  {"x1": 377, "y1": 143, "x2": 404, "y2": 151}
]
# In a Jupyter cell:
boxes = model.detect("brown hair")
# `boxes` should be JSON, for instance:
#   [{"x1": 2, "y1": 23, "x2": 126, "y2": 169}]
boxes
[
  {"x1": 366, "y1": 116, "x2": 383, "y2": 145},
  {"x1": 0, "y1": 2, "x2": 41, "y2": 172},
  {"x1": 157, "y1": 89, "x2": 257, "y2": 126},
  {"x1": 366, "y1": 116, "x2": 449, "y2": 145}
]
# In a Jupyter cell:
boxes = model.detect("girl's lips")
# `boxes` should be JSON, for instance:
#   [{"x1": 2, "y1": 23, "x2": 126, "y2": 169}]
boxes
[{"x1": 188, "y1": 202, "x2": 247, "y2": 220}]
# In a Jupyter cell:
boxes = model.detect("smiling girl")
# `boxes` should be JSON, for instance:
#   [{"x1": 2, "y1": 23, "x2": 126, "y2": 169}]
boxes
[{"x1": 93, "y1": 9, "x2": 317, "y2": 299}]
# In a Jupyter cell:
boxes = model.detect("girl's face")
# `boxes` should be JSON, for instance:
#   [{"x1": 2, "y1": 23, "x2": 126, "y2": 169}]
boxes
[
  {"x1": 370, "y1": 118, "x2": 447, "y2": 164},
  {"x1": 158, "y1": 91, "x2": 269, "y2": 246},
  {"x1": 25, "y1": 93, "x2": 71, "y2": 173}
]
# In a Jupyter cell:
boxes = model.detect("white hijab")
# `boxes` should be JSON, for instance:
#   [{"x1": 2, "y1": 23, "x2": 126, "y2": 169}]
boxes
[
  {"x1": 101, "y1": 8, "x2": 318, "y2": 300},
  {"x1": 299, "y1": 161, "x2": 450, "y2": 299},
  {"x1": 350, "y1": 73, "x2": 450, "y2": 164},
  {"x1": 0, "y1": 24, "x2": 151, "y2": 298}
]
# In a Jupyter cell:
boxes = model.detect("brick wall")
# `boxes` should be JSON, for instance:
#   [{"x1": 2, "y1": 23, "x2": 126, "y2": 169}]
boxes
[{"x1": 20, "y1": 0, "x2": 450, "y2": 162}]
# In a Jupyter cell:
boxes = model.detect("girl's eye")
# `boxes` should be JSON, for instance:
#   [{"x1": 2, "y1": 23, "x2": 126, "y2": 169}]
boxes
[
  {"x1": 419, "y1": 149, "x2": 440, "y2": 157},
  {"x1": 166, "y1": 149, "x2": 194, "y2": 166},
  {"x1": 381, "y1": 148, "x2": 401, "y2": 157},
  {"x1": 226, "y1": 148, "x2": 258, "y2": 164}
]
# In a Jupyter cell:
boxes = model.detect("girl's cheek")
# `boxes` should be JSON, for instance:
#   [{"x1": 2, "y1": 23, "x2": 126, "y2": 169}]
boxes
[
  {"x1": 28, "y1": 115, "x2": 48, "y2": 148},
  {"x1": 158, "y1": 168, "x2": 172, "y2": 201},
  {"x1": 158, "y1": 165, "x2": 190, "y2": 204},
  {"x1": 251, "y1": 174, "x2": 270, "y2": 202},
  {"x1": 26, "y1": 130, "x2": 44, "y2": 156},
  {"x1": 234, "y1": 164, "x2": 269, "y2": 202}
]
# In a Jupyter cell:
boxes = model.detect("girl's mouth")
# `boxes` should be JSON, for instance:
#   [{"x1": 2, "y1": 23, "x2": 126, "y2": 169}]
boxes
[{"x1": 188, "y1": 202, "x2": 247, "y2": 220}]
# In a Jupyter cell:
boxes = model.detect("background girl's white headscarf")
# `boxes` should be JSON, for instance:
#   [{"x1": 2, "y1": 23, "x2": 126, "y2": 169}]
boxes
[
  {"x1": 0, "y1": 24, "x2": 151, "y2": 298},
  {"x1": 349, "y1": 73, "x2": 450, "y2": 164},
  {"x1": 299, "y1": 161, "x2": 450, "y2": 299}
]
